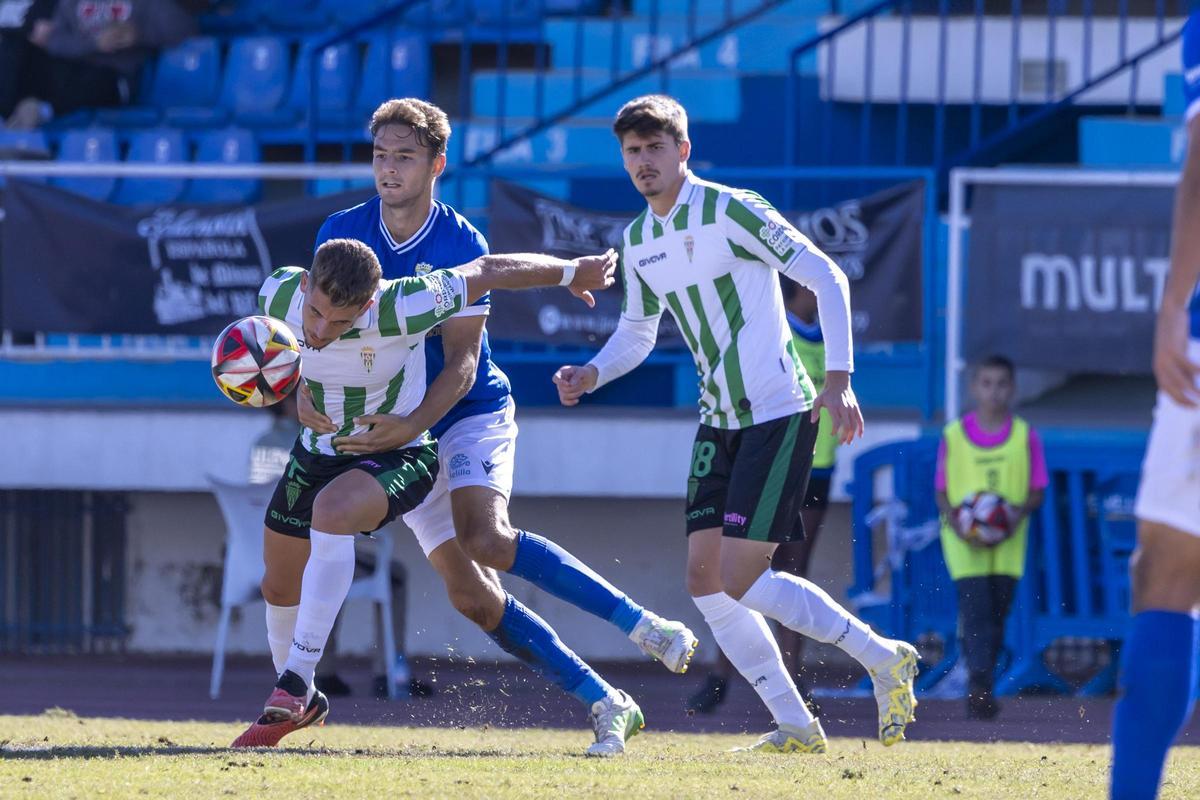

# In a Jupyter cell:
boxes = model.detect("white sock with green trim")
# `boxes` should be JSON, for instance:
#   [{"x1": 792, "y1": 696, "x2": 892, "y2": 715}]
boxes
[
  {"x1": 283, "y1": 530, "x2": 356, "y2": 691},
  {"x1": 692, "y1": 591, "x2": 814, "y2": 729},
  {"x1": 739, "y1": 569, "x2": 894, "y2": 671}
]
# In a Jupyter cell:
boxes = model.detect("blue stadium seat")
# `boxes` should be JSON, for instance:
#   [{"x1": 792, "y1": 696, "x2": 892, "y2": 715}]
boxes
[
  {"x1": 219, "y1": 36, "x2": 292, "y2": 124},
  {"x1": 52, "y1": 127, "x2": 119, "y2": 202},
  {"x1": 182, "y1": 128, "x2": 261, "y2": 205},
  {"x1": 143, "y1": 37, "x2": 231, "y2": 128},
  {"x1": 472, "y1": 0, "x2": 542, "y2": 26},
  {"x1": 0, "y1": 130, "x2": 50, "y2": 158},
  {"x1": 287, "y1": 40, "x2": 361, "y2": 124},
  {"x1": 356, "y1": 32, "x2": 430, "y2": 119},
  {"x1": 110, "y1": 128, "x2": 187, "y2": 206},
  {"x1": 259, "y1": 0, "x2": 331, "y2": 30},
  {"x1": 150, "y1": 38, "x2": 222, "y2": 109}
]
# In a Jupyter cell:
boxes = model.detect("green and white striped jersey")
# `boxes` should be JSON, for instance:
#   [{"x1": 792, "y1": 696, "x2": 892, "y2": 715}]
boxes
[
  {"x1": 611, "y1": 170, "x2": 852, "y2": 430},
  {"x1": 258, "y1": 266, "x2": 467, "y2": 456}
]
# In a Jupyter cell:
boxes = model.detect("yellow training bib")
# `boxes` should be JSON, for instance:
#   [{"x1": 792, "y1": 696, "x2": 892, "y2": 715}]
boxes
[{"x1": 939, "y1": 416, "x2": 1031, "y2": 579}]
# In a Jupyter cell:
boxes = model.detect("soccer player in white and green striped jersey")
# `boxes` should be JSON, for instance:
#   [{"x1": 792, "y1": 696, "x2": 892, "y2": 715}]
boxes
[
  {"x1": 554, "y1": 95, "x2": 919, "y2": 753},
  {"x1": 232, "y1": 237, "x2": 617, "y2": 748}
]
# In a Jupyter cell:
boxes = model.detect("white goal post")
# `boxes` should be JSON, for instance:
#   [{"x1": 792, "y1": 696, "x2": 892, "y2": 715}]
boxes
[{"x1": 945, "y1": 166, "x2": 1181, "y2": 420}]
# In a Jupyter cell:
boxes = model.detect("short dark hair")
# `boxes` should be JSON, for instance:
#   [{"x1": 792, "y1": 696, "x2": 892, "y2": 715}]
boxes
[
  {"x1": 612, "y1": 94, "x2": 689, "y2": 145},
  {"x1": 369, "y1": 98, "x2": 450, "y2": 156},
  {"x1": 309, "y1": 239, "x2": 382, "y2": 308},
  {"x1": 975, "y1": 354, "x2": 1015, "y2": 379}
]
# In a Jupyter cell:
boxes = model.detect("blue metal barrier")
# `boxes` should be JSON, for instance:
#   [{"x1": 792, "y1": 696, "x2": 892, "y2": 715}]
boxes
[{"x1": 851, "y1": 432, "x2": 1147, "y2": 697}]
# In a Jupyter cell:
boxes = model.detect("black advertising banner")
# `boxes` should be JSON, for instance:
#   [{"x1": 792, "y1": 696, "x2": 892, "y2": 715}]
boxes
[
  {"x1": 487, "y1": 180, "x2": 684, "y2": 347},
  {"x1": 966, "y1": 183, "x2": 1172, "y2": 374},
  {"x1": 0, "y1": 180, "x2": 372, "y2": 335},
  {"x1": 486, "y1": 179, "x2": 925, "y2": 347}
]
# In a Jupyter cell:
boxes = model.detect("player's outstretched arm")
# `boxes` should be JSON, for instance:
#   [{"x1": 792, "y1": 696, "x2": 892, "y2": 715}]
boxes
[
  {"x1": 452, "y1": 250, "x2": 618, "y2": 306},
  {"x1": 553, "y1": 364, "x2": 598, "y2": 406},
  {"x1": 1155, "y1": 117, "x2": 1200, "y2": 407}
]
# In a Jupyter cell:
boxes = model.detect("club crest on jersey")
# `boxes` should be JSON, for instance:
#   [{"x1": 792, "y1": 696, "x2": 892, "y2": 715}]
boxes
[
  {"x1": 360, "y1": 345, "x2": 375, "y2": 372},
  {"x1": 684, "y1": 235, "x2": 695, "y2": 262},
  {"x1": 415, "y1": 262, "x2": 433, "y2": 276}
]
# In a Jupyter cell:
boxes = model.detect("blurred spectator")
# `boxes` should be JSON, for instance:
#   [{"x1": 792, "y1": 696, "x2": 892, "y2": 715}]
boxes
[
  {"x1": 248, "y1": 393, "x2": 432, "y2": 700},
  {"x1": 0, "y1": 0, "x2": 57, "y2": 123},
  {"x1": 935, "y1": 355, "x2": 1047, "y2": 720},
  {"x1": 5, "y1": 0, "x2": 199, "y2": 127}
]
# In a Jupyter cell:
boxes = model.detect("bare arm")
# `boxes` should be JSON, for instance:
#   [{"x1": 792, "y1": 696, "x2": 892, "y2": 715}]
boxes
[
  {"x1": 333, "y1": 316, "x2": 483, "y2": 455},
  {"x1": 1154, "y1": 117, "x2": 1200, "y2": 406},
  {"x1": 451, "y1": 251, "x2": 617, "y2": 306},
  {"x1": 403, "y1": 315, "x2": 482, "y2": 431}
]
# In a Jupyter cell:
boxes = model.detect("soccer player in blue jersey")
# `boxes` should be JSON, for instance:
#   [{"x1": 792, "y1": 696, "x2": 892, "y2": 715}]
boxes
[
  {"x1": 1110, "y1": 14, "x2": 1200, "y2": 800},
  {"x1": 287, "y1": 98, "x2": 697, "y2": 756}
]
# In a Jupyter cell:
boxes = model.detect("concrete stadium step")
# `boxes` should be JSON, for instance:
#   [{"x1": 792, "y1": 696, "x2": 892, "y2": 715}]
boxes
[
  {"x1": 471, "y1": 69, "x2": 742, "y2": 121},
  {"x1": 1078, "y1": 116, "x2": 1183, "y2": 169},
  {"x1": 543, "y1": 15, "x2": 821, "y2": 74}
]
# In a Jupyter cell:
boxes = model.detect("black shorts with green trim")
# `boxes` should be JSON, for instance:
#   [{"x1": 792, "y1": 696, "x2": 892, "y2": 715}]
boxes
[
  {"x1": 265, "y1": 439, "x2": 439, "y2": 539},
  {"x1": 685, "y1": 412, "x2": 820, "y2": 542}
]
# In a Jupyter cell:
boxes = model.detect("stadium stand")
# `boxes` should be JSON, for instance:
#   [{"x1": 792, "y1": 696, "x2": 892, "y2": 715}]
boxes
[{"x1": 0, "y1": 2, "x2": 1190, "y2": 709}]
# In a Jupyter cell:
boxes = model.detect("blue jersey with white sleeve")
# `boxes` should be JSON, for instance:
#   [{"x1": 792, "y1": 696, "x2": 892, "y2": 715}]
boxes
[
  {"x1": 315, "y1": 196, "x2": 511, "y2": 438},
  {"x1": 1182, "y1": 12, "x2": 1200, "y2": 336}
]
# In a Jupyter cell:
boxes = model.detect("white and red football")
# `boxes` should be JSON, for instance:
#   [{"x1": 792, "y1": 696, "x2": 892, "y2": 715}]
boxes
[
  {"x1": 210, "y1": 315, "x2": 301, "y2": 408},
  {"x1": 954, "y1": 491, "x2": 1016, "y2": 547}
]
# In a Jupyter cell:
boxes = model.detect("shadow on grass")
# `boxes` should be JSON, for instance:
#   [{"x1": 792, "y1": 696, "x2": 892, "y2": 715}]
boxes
[{"x1": 0, "y1": 744, "x2": 526, "y2": 761}]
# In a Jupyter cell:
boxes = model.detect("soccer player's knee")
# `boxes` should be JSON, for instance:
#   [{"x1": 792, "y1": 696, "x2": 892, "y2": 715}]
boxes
[
  {"x1": 1130, "y1": 543, "x2": 1200, "y2": 611},
  {"x1": 686, "y1": 560, "x2": 721, "y2": 597},
  {"x1": 260, "y1": 576, "x2": 298, "y2": 606},
  {"x1": 458, "y1": 521, "x2": 513, "y2": 568}
]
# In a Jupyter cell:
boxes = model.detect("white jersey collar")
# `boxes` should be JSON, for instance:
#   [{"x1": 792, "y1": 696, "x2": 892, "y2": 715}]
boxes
[
  {"x1": 647, "y1": 170, "x2": 699, "y2": 227},
  {"x1": 378, "y1": 201, "x2": 437, "y2": 254}
]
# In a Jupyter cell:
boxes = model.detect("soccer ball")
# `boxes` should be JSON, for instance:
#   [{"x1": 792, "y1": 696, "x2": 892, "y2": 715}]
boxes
[
  {"x1": 954, "y1": 491, "x2": 1016, "y2": 547},
  {"x1": 211, "y1": 315, "x2": 302, "y2": 407}
]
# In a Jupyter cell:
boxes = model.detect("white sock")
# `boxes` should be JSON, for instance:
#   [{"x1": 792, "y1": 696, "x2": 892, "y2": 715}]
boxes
[
  {"x1": 692, "y1": 592, "x2": 814, "y2": 730},
  {"x1": 282, "y1": 530, "x2": 356, "y2": 690},
  {"x1": 265, "y1": 602, "x2": 299, "y2": 676},
  {"x1": 739, "y1": 569, "x2": 894, "y2": 670}
]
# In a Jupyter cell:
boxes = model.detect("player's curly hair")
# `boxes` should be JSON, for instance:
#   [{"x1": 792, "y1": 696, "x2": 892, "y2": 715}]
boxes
[
  {"x1": 612, "y1": 94, "x2": 689, "y2": 145},
  {"x1": 369, "y1": 98, "x2": 450, "y2": 157},
  {"x1": 310, "y1": 239, "x2": 382, "y2": 308}
]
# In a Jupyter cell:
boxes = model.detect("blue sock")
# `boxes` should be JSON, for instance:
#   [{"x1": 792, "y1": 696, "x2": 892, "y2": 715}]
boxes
[
  {"x1": 486, "y1": 594, "x2": 612, "y2": 707},
  {"x1": 1111, "y1": 611, "x2": 1199, "y2": 800},
  {"x1": 507, "y1": 531, "x2": 644, "y2": 635}
]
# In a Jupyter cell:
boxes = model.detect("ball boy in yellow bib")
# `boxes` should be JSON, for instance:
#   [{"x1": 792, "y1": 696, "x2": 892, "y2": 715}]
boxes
[{"x1": 935, "y1": 355, "x2": 1047, "y2": 719}]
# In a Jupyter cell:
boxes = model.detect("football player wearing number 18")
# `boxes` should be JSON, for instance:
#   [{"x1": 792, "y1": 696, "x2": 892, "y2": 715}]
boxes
[
  {"x1": 229, "y1": 238, "x2": 617, "y2": 748},
  {"x1": 555, "y1": 95, "x2": 919, "y2": 753}
]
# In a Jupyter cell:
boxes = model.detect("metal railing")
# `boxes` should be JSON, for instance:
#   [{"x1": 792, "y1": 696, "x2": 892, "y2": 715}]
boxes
[{"x1": 785, "y1": 1, "x2": 1190, "y2": 181}]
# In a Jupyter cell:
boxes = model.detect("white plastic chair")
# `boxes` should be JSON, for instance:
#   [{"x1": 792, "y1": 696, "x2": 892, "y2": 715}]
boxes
[{"x1": 207, "y1": 475, "x2": 401, "y2": 700}]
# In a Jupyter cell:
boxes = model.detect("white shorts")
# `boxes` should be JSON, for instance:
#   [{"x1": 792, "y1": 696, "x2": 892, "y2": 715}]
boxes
[
  {"x1": 402, "y1": 401, "x2": 518, "y2": 556},
  {"x1": 1135, "y1": 346, "x2": 1200, "y2": 538}
]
